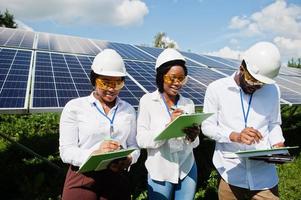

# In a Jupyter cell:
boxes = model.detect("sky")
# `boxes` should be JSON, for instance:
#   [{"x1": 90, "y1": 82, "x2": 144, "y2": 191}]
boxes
[{"x1": 0, "y1": 0, "x2": 300, "y2": 64}]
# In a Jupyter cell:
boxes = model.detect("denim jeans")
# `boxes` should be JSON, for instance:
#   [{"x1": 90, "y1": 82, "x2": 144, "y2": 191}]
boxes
[{"x1": 147, "y1": 162, "x2": 197, "y2": 200}]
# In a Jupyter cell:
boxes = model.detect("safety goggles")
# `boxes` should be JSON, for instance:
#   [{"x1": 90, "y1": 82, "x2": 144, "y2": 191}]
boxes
[
  {"x1": 242, "y1": 68, "x2": 264, "y2": 86},
  {"x1": 163, "y1": 74, "x2": 187, "y2": 85},
  {"x1": 95, "y1": 78, "x2": 125, "y2": 90}
]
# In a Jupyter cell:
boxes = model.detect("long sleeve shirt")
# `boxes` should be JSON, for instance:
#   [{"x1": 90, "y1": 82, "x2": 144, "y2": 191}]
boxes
[
  {"x1": 59, "y1": 92, "x2": 140, "y2": 167},
  {"x1": 201, "y1": 73, "x2": 284, "y2": 190},
  {"x1": 137, "y1": 90, "x2": 199, "y2": 183}
]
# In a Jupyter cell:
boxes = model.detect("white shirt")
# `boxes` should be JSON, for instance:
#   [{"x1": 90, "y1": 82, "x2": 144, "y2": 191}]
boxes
[
  {"x1": 201, "y1": 73, "x2": 284, "y2": 190},
  {"x1": 137, "y1": 90, "x2": 199, "y2": 183},
  {"x1": 59, "y1": 92, "x2": 140, "y2": 167}
]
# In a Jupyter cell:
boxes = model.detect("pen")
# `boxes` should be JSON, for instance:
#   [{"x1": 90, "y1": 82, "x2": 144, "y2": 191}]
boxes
[{"x1": 170, "y1": 106, "x2": 188, "y2": 114}]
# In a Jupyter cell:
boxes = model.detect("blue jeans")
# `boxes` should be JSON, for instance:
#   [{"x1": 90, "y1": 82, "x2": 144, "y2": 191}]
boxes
[{"x1": 147, "y1": 162, "x2": 197, "y2": 200}]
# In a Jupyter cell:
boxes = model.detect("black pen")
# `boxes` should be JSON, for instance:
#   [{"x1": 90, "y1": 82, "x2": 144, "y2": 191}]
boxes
[{"x1": 170, "y1": 106, "x2": 188, "y2": 114}]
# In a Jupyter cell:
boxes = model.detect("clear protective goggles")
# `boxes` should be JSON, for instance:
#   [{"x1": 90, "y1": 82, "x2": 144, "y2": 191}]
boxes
[
  {"x1": 163, "y1": 74, "x2": 188, "y2": 85},
  {"x1": 242, "y1": 68, "x2": 264, "y2": 86},
  {"x1": 95, "y1": 78, "x2": 125, "y2": 90}
]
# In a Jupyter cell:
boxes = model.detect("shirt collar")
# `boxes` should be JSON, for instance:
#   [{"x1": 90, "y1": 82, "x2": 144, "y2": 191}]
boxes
[
  {"x1": 151, "y1": 90, "x2": 184, "y2": 105},
  {"x1": 88, "y1": 92, "x2": 121, "y2": 108},
  {"x1": 228, "y1": 72, "x2": 241, "y2": 91}
]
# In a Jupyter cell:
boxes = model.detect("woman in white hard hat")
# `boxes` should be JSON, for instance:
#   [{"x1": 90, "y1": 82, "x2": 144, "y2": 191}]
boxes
[
  {"x1": 202, "y1": 42, "x2": 284, "y2": 199},
  {"x1": 137, "y1": 48, "x2": 200, "y2": 199},
  {"x1": 59, "y1": 49, "x2": 140, "y2": 200}
]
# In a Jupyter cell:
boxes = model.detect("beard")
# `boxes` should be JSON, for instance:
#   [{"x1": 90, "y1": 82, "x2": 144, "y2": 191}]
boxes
[{"x1": 239, "y1": 74, "x2": 261, "y2": 94}]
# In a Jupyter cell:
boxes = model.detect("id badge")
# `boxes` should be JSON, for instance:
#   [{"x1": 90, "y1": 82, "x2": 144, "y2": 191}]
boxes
[{"x1": 168, "y1": 138, "x2": 184, "y2": 153}]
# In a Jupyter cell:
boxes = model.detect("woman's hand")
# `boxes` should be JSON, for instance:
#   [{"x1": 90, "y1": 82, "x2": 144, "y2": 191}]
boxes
[
  {"x1": 170, "y1": 108, "x2": 184, "y2": 122},
  {"x1": 108, "y1": 156, "x2": 133, "y2": 173},
  {"x1": 183, "y1": 123, "x2": 200, "y2": 142},
  {"x1": 92, "y1": 140, "x2": 120, "y2": 155}
]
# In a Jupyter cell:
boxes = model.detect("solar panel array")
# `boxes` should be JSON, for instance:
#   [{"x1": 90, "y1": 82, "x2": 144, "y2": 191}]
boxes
[{"x1": 0, "y1": 27, "x2": 301, "y2": 113}]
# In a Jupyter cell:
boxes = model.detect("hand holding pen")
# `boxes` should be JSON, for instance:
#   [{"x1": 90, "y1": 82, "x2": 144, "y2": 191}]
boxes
[
  {"x1": 170, "y1": 106, "x2": 186, "y2": 122},
  {"x1": 92, "y1": 140, "x2": 121, "y2": 155},
  {"x1": 230, "y1": 127, "x2": 262, "y2": 144}
]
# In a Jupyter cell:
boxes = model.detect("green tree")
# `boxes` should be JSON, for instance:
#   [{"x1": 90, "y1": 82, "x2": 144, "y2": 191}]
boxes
[
  {"x1": 153, "y1": 32, "x2": 176, "y2": 49},
  {"x1": 287, "y1": 57, "x2": 301, "y2": 69},
  {"x1": 0, "y1": 9, "x2": 17, "y2": 28}
]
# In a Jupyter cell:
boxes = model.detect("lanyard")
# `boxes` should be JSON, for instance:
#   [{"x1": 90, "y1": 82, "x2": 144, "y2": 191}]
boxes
[
  {"x1": 93, "y1": 102, "x2": 119, "y2": 137},
  {"x1": 160, "y1": 93, "x2": 178, "y2": 118},
  {"x1": 239, "y1": 89, "x2": 253, "y2": 128}
]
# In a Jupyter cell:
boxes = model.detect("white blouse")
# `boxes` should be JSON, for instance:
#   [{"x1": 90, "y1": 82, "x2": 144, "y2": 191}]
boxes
[
  {"x1": 59, "y1": 92, "x2": 140, "y2": 167},
  {"x1": 137, "y1": 90, "x2": 199, "y2": 183}
]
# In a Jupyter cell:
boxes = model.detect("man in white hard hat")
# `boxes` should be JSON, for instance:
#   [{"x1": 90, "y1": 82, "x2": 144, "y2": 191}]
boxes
[
  {"x1": 59, "y1": 49, "x2": 140, "y2": 200},
  {"x1": 202, "y1": 42, "x2": 284, "y2": 200}
]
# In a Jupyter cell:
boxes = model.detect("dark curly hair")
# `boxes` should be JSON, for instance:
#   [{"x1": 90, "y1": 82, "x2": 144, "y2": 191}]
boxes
[{"x1": 156, "y1": 60, "x2": 187, "y2": 93}]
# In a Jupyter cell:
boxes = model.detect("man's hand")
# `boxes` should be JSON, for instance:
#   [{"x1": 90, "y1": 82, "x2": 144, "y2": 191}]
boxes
[
  {"x1": 230, "y1": 127, "x2": 263, "y2": 145},
  {"x1": 272, "y1": 142, "x2": 285, "y2": 148}
]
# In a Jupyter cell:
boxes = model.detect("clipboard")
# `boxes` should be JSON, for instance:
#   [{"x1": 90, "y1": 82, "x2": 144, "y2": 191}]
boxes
[
  {"x1": 223, "y1": 146, "x2": 299, "y2": 159},
  {"x1": 78, "y1": 148, "x2": 136, "y2": 173},
  {"x1": 154, "y1": 113, "x2": 213, "y2": 141},
  {"x1": 249, "y1": 154, "x2": 294, "y2": 163}
]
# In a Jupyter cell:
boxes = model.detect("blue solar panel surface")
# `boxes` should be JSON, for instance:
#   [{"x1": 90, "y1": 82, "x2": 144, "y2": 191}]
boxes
[
  {"x1": 0, "y1": 27, "x2": 34, "y2": 49},
  {"x1": 204, "y1": 55, "x2": 238, "y2": 69},
  {"x1": 32, "y1": 52, "x2": 145, "y2": 111},
  {"x1": 0, "y1": 48, "x2": 32, "y2": 112},
  {"x1": 0, "y1": 27, "x2": 301, "y2": 113},
  {"x1": 94, "y1": 41, "x2": 155, "y2": 62},
  {"x1": 37, "y1": 33, "x2": 100, "y2": 55}
]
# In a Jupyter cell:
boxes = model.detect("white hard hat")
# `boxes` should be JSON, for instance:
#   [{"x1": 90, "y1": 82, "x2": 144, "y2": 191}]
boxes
[
  {"x1": 91, "y1": 49, "x2": 126, "y2": 77},
  {"x1": 155, "y1": 48, "x2": 186, "y2": 69},
  {"x1": 243, "y1": 41, "x2": 281, "y2": 84}
]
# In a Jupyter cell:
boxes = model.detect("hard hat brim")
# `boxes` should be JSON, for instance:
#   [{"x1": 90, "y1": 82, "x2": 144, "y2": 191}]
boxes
[
  {"x1": 247, "y1": 69, "x2": 275, "y2": 84},
  {"x1": 93, "y1": 70, "x2": 127, "y2": 77}
]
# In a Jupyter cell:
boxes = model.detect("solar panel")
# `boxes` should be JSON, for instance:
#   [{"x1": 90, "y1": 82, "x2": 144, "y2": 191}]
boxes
[
  {"x1": 135, "y1": 45, "x2": 197, "y2": 66},
  {"x1": 204, "y1": 55, "x2": 239, "y2": 69},
  {"x1": 0, "y1": 27, "x2": 35, "y2": 49},
  {"x1": 278, "y1": 86, "x2": 301, "y2": 104},
  {"x1": 0, "y1": 48, "x2": 32, "y2": 113},
  {"x1": 135, "y1": 45, "x2": 163, "y2": 58},
  {"x1": 279, "y1": 67, "x2": 301, "y2": 85},
  {"x1": 0, "y1": 27, "x2": 301, "y2": 113},
  {"x1": 93, "y1": 41, "x2": 155, "y2": 62},
  {"x1": 188, "y1": 66, "x2": 226, "y2": 86},
  {"x1": 37, "y1": 32, "x2": 100, "y2": 55},
  {"x1": 182, "y1": 51, "x2": 234, "y2": 69},
  {"x1": 30, "y1": 52, "x2": 145, "y2": 112}
]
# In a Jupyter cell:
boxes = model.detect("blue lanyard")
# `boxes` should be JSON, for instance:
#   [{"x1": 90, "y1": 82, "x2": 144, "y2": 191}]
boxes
[
  {"x1": 239, "y1": 89, "x2": 253, "y2": 128},
  {"x1": 93, "y1": 102, "x2": 119, "y2": 137},
  {"x1": 160, "y1": 93, "x2": 177, "y2": 118}
]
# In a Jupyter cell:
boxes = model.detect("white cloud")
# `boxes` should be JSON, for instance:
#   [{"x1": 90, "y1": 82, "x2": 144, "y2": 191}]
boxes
[
  {"x1": 222, "y1": 0, "x2": 301, "y2": 64},
  {"x1": 15, "y1": 20, "x2": 34, "y2": 31},
  {"x1": 229, "y1": 38, "x2": 239, "y2": 46},
  {"x1": 205, "y1": 46, "x2": 243, "y2": 60},
  {"x1": 229, "y1": 16, "x2": 249, "y2": 29},
  {"x1": 274, "y1": 37, "x2": 301, "y2": 60},
  {"x1": 162, "y1": 35, "x2": 179, "y2": 49},
  {"x1": 228, "y1": 0, "x2": 301, "y2": 38},
  {"x1": 0, "y1": 0, "x2": 149, "y2": 26}
]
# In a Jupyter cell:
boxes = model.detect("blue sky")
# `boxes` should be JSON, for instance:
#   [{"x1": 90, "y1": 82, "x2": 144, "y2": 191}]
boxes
[{"x1": 1, "y1": 0, "x2": 300, "y2": 63}]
